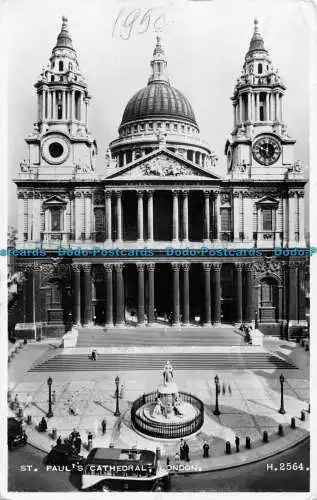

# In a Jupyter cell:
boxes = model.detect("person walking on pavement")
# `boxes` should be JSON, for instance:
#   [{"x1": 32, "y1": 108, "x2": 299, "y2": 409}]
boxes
[
  {"x1": 91, "y1": 348, "x2": 97, "y2": 361},
  {"x1": 101, "y1": 418, "x2": 107, "y2": 435},
  {"x1": 56, "y1": 435, "x2": 62, "y2": 446},
  {"x1": 87, "y1": 431, "x2": 93, "y2": 449},
  {"x1": 74, "y1": 434, "x2": 82, "y2": 454},
  {"x1": 228, "y1": 384, "x2": 232, "y2": 396},
  {"x1": 179, "y1": 438, "x2": 185, "y2": 460},
  {"x1": 203, "y1": 441, "x2": 210, "y2": 458},
  {"x1": 222, "y1": 383, "x2": 226, "y2": 396},
  {"x1": 183, "y1": 440, "x2": 190, "y2": 462}
]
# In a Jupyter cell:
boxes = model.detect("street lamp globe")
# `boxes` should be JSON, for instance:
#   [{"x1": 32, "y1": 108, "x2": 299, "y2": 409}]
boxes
[
  {"x1": 47, "y1": 376, "x2": 53, "y2": 386},
  {"x1": 214, "y1": 375, "x2": 219, "y2": 385},
  {"x1": 280, "y1": 374, "x2": 284, "y2": 384},
  {"x1": 115, "y1": 376, "x2": 119, "y2": 386}
]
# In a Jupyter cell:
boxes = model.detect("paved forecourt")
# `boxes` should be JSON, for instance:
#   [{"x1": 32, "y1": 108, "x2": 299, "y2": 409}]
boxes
[{"x1": 8, "y1": 337, "x2": 310, "y2": 473}]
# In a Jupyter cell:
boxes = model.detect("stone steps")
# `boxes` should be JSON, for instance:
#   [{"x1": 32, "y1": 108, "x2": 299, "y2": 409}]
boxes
[
  {"x1": 76, "y1": 327, "x2": 244, "y2": 347},
  {"x1": 29, "y1": 352, "x2": 297, "y2": 372}
]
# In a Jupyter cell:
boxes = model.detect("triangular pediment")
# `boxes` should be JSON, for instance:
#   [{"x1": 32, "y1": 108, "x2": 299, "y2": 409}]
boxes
[
  {"x1": 105, "y1": 149, "x2": 221, "y2": 180},
  {"x1": 256, "y1": 195, "x2": 279, "y2": 205},
  {"x1": 43, "y1": 195, "x2": 67, "y2": 205}
]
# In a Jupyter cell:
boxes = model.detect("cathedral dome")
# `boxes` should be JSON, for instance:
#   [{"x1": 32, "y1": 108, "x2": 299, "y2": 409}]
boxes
[{"x1": 121, "y1": 81, "x2": 197, "y2": 127}]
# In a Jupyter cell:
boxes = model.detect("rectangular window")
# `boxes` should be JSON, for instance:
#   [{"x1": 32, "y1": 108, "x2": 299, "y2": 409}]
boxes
[
  {"x1": 51, "y1": 208, "x2": 61, "y2": 231},
  {"x1": 220, "y1": 208, "x2": 231, "y2": 232},
  {"x1": 262, "y1": 208, "x2": 273, "y2": 231}
]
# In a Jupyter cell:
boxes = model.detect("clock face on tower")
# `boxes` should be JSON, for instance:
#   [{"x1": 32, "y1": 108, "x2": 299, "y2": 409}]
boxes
[
  {"x1": 252, "y1": 136, "x2": 281, "y2": 165},
  {"x1": 41, "y1": 135, "x2": 70, "y2": 165}
]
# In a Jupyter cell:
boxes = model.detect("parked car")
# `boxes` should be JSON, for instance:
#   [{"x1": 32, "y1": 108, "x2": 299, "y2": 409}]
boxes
[
  {"x1": 8, "y1": 417, "x2": 27, "y2": 450},
  {"x1": 45, "y1": 443, "x2": 85, "y2": 470}
]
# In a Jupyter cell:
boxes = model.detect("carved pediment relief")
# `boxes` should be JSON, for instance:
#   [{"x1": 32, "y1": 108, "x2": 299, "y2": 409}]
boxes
[{"x1": 42, "y1": 195, "x2": 67, "y2": 206}]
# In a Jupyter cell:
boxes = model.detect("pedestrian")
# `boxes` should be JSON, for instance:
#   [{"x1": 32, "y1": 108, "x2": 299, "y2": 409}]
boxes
[
  {"x1": 203, "y1": 442, "x2": 210, "y2": 458},
  {"x1": 235, "y1": 436, "x2": 240, "y2": 453},
  {"x1": 183, "y1": 441, "x2": 190, "y2": 462},
  {"x1": 179, "y1": 438, "x2": 185, "y2": 460},
  {"x1": 154, "y1": 308, "x2": 158, "y2": 321},
  {"x1": 87, "y1": 431, "x2": 93, "y2": 449},
  {"x1": 74, "y1": 434, "x2": 82, "y2": 454},
  {"x1": 119, "y1": 384, "x2": 124, "y2": 399},
  {"x1": 52, "y1": 390, "x2": 56, "y2": 405},
  {"x1": 174, "y1": 451, "x2": 180, "y2": 463},
  {"x1": 25, "y1": 393, "x2": 32, "y2": 408},
  {"x1": 39, "y1": 416, "x2": 47, "y2": 432},
  {"x1": 222, "y1": 383, "x2": 226, "y2": 396},
  {"x1": 56, "y1": 435, "x2": 62, "y2": 446},
  {"x1": 101, "y1": 418, "x2": 107, "y2": 435},
  {"x1": 228, "y1": 384, "x2": 232, "y2": 396},
  {"x1": 91, "y1": 348, "x2": 97, "y2": 361}
]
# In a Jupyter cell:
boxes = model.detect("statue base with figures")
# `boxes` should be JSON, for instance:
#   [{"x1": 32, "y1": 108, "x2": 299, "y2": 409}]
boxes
[{"x1": 130, "y1": 361, "x2": 204, "y2": 439}]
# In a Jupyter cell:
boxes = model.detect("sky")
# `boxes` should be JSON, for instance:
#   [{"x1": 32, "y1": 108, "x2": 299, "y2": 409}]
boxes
[{"x1": 6, "y1": 0, "x2": 313, "y2": 226}]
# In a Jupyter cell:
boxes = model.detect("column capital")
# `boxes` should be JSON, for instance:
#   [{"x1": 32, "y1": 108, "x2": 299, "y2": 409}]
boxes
[
  {"x1": 83, "y1": 191, "x2": 93, "y2": 198},
  {"x1": 234, "y1": 262, "x2": 244, "y2": 270},
  {"x1": 82, "y1": 263, "x2": 91, "y2": 272},
  {"x1": 146, "y1": 263, "x2": 155, "y2": 271},
  {"x1": 104, "y1": 263, "x2": 113, "y2": 272},
  {"x1": 136, "y1": 262, "x2": 146, "y2": 271},
  {"x1": 33, "y1": 264, "x2": 41, "y2": 273},
  {"x1": 172, "y1": 189, "x2": 180, "y2": 196},
  {"x1": 244, "y1": 262, "x2": 254, "y2": 271},
  {"x1": 212, "y1": 263, "x2": 222, "y2": 271},
  {"x1": 114, "y1": 263, "x2": 124, "y2": 272},
  {"x1": 171, "y1": 262, "x2": 181, "y2": 271},
  {"x1": 115, "y1": 190, "x2": 122, "y2": 198},
  {"x1": 182, "y1": 190, "x2": 189, "y2": 197},
  {"x1": 137, "y1": 190, "x2": 144, "y2": 198},
  {"x1": 105, "y1": 190, "x2": 113, "y2": 198},
  {"x1": 182, "y1": 263, "x2": 191, "y2": 271},
  {"x1": 202, "y1": 263, "x2": 212, "y2": 271},
  {"x1": 71, "y1": 263, "x2": 81, "y2": 272},
  {"x1": 203, "y1": 190, "x2": 211, "y2": 197},
  {"x1": 146, "y1": 190, "x2": 153, "y2": 197}
]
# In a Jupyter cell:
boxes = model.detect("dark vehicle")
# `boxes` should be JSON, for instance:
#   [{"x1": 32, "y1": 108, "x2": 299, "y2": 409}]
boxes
[
  {"x1": 8, "y1": 417, "x2": 27, "y2": 450},
  {"x1": 82, "y1": 447, "x2": 170, "y2": 492},
  {"x1": 45, "y1": 443, "x2": 84, "y2": 470}
]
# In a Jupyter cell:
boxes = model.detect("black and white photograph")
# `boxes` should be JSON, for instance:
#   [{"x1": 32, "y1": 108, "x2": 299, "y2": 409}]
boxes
[{"x1": 3, "y1": 0, "x2": 315, "y2": 496}]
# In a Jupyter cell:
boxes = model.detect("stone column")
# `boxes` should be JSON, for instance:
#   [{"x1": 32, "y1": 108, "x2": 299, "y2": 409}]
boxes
[
  {"x1": 244, "y1": 263, "x2": 254, "y2": 323},
  {"x1": 82, "y1": 264, "x2": 93, "y2": 326},
  {"x1": 255, "y1": 93, "x2": 259, "y2": 121},
  {"x1": 204, "y1": 191, "x2": 211, "y2": 243},
  {"x1": 105, "y1": 191, "x2": 112, "y2": 243},
  {"x1": 213, "y1": 191, "x2": 220, "y2": 241},
  {"x1": 212, "y1": 263, "x2": 222, "y2": 325},
  {"x1": 298, "y1": 263, "x2": 306, "y2": 322},
  {"x1": 288, "y1": 263, "x2": 298, "y2": 324},
  {"x1": 239, "y1": 94, "x2": 243, "y2": 123},
  {"x1": 276, "y1": 93, "x2": 280, "y2": 121},
  {"x1": 172, "y1": 263, "x2": 180, "y2": 326},
  {"x1": 288, "y1": 192, "x2": 296, "y2": 245},
  {"x1": 147, "y1": 263, "x2": 155, "y2": 325},
  {"x1": 74, "y1": 192, "x2": 83, "y2": 241},
  {"x1": 298, "y1": 191, "x2": 305, "y2": 245},
  {"x1": 203, "y1": 263, "x2": 212, "y2": 326},
  {"x1": 247, "y1": 92, "x2": 251, "y2": 121},
  {"x1": 137, "y1": 190, "x2": 144, "y2": 242},
  {"x1": 233, "y1": 192, "x2": 240, "y2": 241},
  {"x1": 71, "y1": 264, "x2": 81, "y2": 325},
  {"x1": 136, "y1": 263, "x2": 145, "y2": 326},
  {"x1": 172, "y1": 190, "x2": 179, "y2": 242},
  {"x1": 24, "y1": 266, "x2": 34, "y2": 323},
  {"x1": 182, "y1": 263, "x2": 190, "y2": 326},
  {"x1": 104, "y1": 264, "x2": 113, "y2": 327},
  {"x1": 234, "y1": 263, "x2": 243, "y2": 324},
  {"x1": 115, "y1": 191, "x2": 122, "y2": 242},
  {"x1": 84, "y1": 193, "x2": 92, "y2": 241},
  {"x1": 265, "y1": 93, "x2": 269, "y2": 120},
  {"x1": 17, "y1": 193, "x2": 25, "y2": 243},
  {"x1": 147, "y1": 191, "x2": 154, "y2": 242},
  {"x1": 182, "y1": 191, "x2": 189, "y2": 242},
  {"x1": 62, "y1": 90, "x2": 66, "y2": 120},
  {"x1": 115, "y1": 263, "x2": 125, "y2": 326}
]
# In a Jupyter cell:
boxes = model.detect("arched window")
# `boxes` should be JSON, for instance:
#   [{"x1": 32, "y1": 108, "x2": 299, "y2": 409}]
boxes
[
  {"x1": 51, "y1": 75, "x2": 55, "y2": 82},
  {"x1": 258, "y1": 63, "x2": 263, "y2": 74},
  {"x1": 59, "y1": 61, "x2": 64, "y2": 72}
]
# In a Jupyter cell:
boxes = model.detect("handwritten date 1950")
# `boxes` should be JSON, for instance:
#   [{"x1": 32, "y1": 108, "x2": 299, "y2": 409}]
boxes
[{"x1": 112, "y1": 7, "x2": 167, "y2": 40}]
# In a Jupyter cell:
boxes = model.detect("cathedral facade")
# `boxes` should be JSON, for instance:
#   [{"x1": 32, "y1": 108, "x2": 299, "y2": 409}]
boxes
[{"x1": 13, "y1": 18, "x2": 308, "y2": 339}]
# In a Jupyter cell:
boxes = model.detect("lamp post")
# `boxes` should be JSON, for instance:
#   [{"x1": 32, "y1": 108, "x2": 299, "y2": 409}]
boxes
[
  {"x1": 279, "y1": 374, "x2": 286, "y2": 414},
  {"x1": 114, "y1": 375, "x2": 121, "y2": 417},
  {"x1": 213, "y1": 374, "x2": 221, "y2": 416},
  {"x1": 47, "y1": 376, "x2": 53, "y2": 418}
]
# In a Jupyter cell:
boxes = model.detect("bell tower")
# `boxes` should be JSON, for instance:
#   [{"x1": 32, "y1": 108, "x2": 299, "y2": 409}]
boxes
[
  {"x1": 225, "y1": 19, "x2": 302, "y2": 180},
  {"x1": 22, "y1": 16, "x2": 97, "y2": 178}
]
